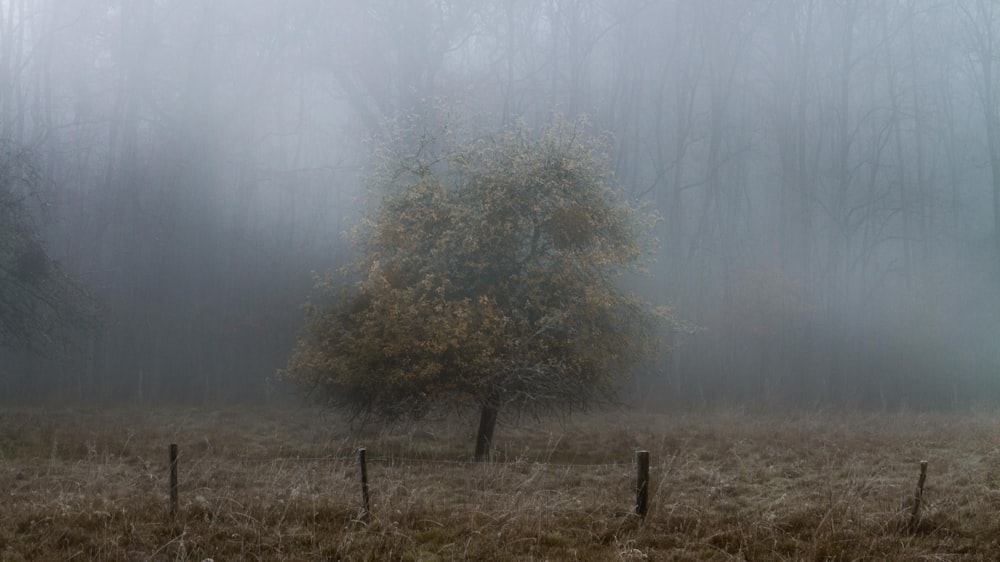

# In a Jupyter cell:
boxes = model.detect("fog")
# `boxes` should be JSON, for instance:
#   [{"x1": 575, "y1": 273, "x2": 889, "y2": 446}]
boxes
[{"x1": 1, "y1": 0, "x2": 998, "y2": 409}]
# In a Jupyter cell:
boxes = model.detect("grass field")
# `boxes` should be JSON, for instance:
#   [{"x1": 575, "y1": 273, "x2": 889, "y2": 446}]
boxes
[{"x1": 1, "y1": 406, "x2": 1000, "y2": 561}]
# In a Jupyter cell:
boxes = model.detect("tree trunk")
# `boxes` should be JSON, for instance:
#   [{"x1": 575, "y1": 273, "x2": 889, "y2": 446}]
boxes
[{"x1": 474, "y1": 404, "x2": 498, "y2": 462}]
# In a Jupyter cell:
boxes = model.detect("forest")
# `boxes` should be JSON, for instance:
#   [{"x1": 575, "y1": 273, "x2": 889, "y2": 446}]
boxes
[{"x1": 1, "y1": 0, "x2": 999, "y2": 410}]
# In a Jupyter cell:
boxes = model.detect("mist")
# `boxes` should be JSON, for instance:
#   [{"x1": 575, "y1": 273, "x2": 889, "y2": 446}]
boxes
[{"x1": 1, "y1": 0, "x2": 998, "y2": 410}]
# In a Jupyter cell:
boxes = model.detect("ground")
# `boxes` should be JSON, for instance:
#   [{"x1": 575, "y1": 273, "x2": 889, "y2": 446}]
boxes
[{"x1": 1, "y1": 406, "x2": 999, "y2": 560}]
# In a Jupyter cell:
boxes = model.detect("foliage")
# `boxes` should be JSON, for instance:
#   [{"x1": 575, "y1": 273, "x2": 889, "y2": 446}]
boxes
[
  {"x1": 284, "y1": 119, "x2": 664, "y2": 421},
  {"x1": 0, "y1": 143, "x2": 94, "y2": 351}
]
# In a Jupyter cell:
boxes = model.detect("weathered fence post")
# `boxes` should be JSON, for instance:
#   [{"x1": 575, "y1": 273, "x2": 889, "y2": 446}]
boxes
[
  {"x1": 359, "y1": 447, "x2": 371, "y2": 522},
  {"x1": 908, "y1": 460, "x2": 928, "y2": 531},
  {"x1": 169, "y1": 443, "x2": 179, "y2": 518},
  {"x1": 636, "y1": 450, "x2": 650, "y2": 518}
]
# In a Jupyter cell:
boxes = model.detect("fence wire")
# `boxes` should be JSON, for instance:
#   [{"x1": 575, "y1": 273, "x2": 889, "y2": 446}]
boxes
[{"x1": 262, "y1": 450, "x2": 632, "y2": 470}]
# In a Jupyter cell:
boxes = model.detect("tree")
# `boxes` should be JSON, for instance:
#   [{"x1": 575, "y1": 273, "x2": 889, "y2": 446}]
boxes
[
  {"x1": 0, "y1": 143, "x2": 92, "y2": 351},
  {"x1": 958, "y1": 0, "x2": 1000, "y2": 264},
  {"x1": 284, "y1": 119, "x2": 662, "y2": 460}
]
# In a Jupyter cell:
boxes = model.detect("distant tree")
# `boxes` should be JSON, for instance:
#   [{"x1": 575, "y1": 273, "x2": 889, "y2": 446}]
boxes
[
  {"x1": 284, "y1": 119, "x2": 664, "y2": 460},
  {"x1": 0, "y1": 144, "x2": 93, "y2": 351}
]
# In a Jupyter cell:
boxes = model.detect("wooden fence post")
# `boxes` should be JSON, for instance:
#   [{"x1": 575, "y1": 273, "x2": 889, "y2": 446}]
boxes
[
  {"x1": 636, "y1": 450, "x2": 649, "y2": 518},
  {"x1": 359, "y1": 447, "x2": 370, "y2": 522},
  {"x1": 908, "y1": 460, "x2": 928, "y2": 531},
  {"x1": 169, "y1": 443, "x2": 179, "y2": 518}
]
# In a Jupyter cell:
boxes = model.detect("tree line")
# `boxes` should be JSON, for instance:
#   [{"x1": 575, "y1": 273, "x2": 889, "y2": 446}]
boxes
[{"x1": 1, "y1": 0, "x2": 997, "y2": 409}]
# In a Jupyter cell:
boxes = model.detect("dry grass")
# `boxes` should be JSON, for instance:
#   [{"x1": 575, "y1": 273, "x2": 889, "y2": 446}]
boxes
[{"x1": 2, "y1": 406, "x2": 1000, "y2": 560}]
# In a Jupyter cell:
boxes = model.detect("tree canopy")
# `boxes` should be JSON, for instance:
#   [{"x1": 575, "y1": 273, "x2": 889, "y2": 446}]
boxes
[
  {"x1": 284, "y1": 120, "x2": 664, "y2": 458},
  {"x1": 0, "y1": 144, "x2": 92, "y2": 352}
]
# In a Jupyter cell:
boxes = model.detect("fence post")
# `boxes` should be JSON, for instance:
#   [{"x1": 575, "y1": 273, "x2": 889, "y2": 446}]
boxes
[
  {"x1": 169, "y1": 443, "x2": 179, "y2": 518},
  {"x1": 359, "y1": 447, "x2": 370, "y2": 522},
  {"x1": 908, "y1": 460, "x2": 928, "y2": 531},
  {"x1": 636, "y1": 450, "x2": 649, "y2": 518}
]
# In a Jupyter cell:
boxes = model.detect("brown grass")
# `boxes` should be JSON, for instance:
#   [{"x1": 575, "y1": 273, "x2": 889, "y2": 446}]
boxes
[{"x1": 1, "y1": 406, "x2": 1000, "y2": 560}]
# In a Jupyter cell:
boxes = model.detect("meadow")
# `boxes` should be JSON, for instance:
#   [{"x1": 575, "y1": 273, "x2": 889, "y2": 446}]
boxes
[{"x1": 1, "y1": 406, "x2": 1000, "y2": 561}]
